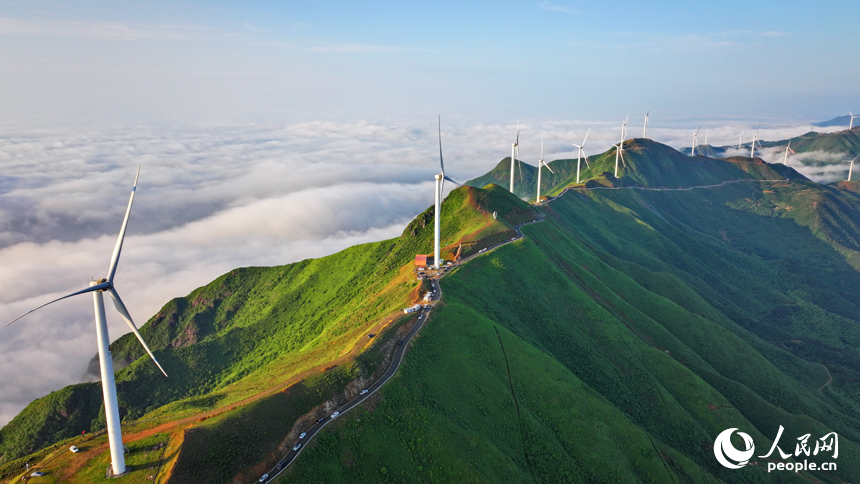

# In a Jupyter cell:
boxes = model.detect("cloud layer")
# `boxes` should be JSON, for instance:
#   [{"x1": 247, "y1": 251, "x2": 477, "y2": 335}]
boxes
[{"x1": 0, "y1": 119, "x2": 850, "y2": 426}]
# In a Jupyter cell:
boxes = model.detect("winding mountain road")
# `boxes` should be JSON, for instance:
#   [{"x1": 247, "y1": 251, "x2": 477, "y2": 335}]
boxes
[{"x1": 255, "y1": 173, "x2": 791, "y2": 483}]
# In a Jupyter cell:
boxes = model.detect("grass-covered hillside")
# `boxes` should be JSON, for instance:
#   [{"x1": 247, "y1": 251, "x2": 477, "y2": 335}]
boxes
[
  {"x1": 0, "y1": 184, "x2": 534, "y2": 469},
  {"x1": 287, "y1": 157, "x2": 860, "y2": 483}
]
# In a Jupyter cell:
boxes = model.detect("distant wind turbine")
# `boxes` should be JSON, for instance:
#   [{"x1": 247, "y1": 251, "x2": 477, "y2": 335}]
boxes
[
  {"x1": 691, "y1": 127, "x2": 700, "y2": 156},
  {"x1": 510, "y1": 123, "x2": 520, "y2": 193},
  {"x1": 614, "y1": 116, "x2": 628, "y2": 178},
  {"x1": 705, "y1": 130, "x2": 709, "y2": 147},
  {"x1": 435, "y1": 117, "x2": 462, "y2": 269},
  {"x1": 851, "y1": 112, "x2": 860, "y2": 130},
  {"x1": 783, "y1": 140, "x2": 796, "y2": 165},
  {"x1": 536, "y1": 134, "x2": 554, "y2": 203},
  {"x1": 5, "y1": 167, "x2": 167, "y2": 477},
  {"x1": 738, "y1": 130, "x2": 745, "y2": 149},
  {"x1": 643, "y1": 110, "x2": 649, "y2": 138},
  {"x1": 750, "y1": 125, "x2": 762, "y2": 158},
  {"x1": 573, "y1": 129, "x2": 590, "y2": 184}
]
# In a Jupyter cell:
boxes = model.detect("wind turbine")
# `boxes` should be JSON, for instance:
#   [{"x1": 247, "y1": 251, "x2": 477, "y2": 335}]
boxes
[
  {"x1": 535, "y1": 134, "x2": 554, "y2": 203},
  {"x1": 573, "y1": 129, "x2": 590, "y2": 184},
  {"x1": 783, "y1": 140, "x2": 796, "y2": 165},
  {"x1": 705, "y1": 130, "x2": 709, "y2": 147},
  {"x1": 847, "y1": 155, "x2": 859, "y2": 182},
  {"x1": 750, "y1": 125, "x2": 762, "y2": 158},
  {"x1": 691, "y1": 127, "x2": 700, "y2": 156},
  {"x1": 851, "y1": 112, "x2": 860, "y2": 130},
  {"x1": 614, "y1": 116, "x2": 628, "y2": 178},
  {"x1": 509, "y1": 123, "x2": 520, "y2": 194},
  {"x1": 643, "y1": 110, "x2": 649, "y2": 138},
  {"x1": 5, "y1": 167, "x2": 166, "y2": 477},
  {"x1": 435, "y1": 117, "x2": 461, "y2": 269},
  {"x1": 738, "y1": 130, "x2": 745, "y2": 149}
]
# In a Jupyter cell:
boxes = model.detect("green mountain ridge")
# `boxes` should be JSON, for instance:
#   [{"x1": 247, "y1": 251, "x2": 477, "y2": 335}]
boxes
[
  {"x1": 4, "y1": 141, "x2": 860, "y2": 483},
  {"x1": 680, "y1": 128, "x2": 860, "y2": 161},
  {"x1": 0, "y1": 184, "x2": 534, "y2": 470}
]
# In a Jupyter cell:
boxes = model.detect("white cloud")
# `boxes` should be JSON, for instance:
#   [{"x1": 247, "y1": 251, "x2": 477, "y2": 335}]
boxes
[
  {"x1": 0, "y1": 16, "x2": 209, "y2": 41},
  {"x1": 538, "y1": 1, "x2": 579, "y2": 14}
]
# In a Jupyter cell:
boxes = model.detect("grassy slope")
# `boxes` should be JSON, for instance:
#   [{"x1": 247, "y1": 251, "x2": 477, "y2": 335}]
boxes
[
  {"x1": 288, "y1": 157, "x2": 860, "y2": 483},
  {"x1": 0, "y1": 185, "x2": 534, "y2": 468}
]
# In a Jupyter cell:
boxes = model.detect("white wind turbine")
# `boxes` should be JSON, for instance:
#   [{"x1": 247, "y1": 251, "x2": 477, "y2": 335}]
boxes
[
  {"x1": 5, "y1": 167, "x2": 167, "y2": 477},
  {"x1": 851, "y1": 112, "x2": 860, "y2": 130},
  {"x1": 738, "y1": 130, "x2": 745, "y2": 149},
  {"x1": 435, "y1": 117, "x2": 462, "y2": 269},
  {"x1": 846, "y1": 155, "x2": 859, "y2": 182},
  {"x1": 750, "y1": 125, "x2": 762, "y2": 158},
  {"x1": 509, "y1": 123, "x2": 520, "y2": 193},
  {"x1": 705, "y1": 130, "x2": 709, "y2": 147},
  {"x1": 691, "y1": 127, "x2": 700, "y2": 156},
  {"x1": 573, "y1": 129, "x2": 590, "y2": 184},
  {"x1": 783, "y1": 140, "x2": 796, "y2": 165},
  {"x1": 643, "y1": 110, "x2": 649, "y2": 138},
  {"x1": 535, "y1": 134, "x2": 554, "y2": 203},
  {"x1": 614, "y1": 116, "x2": 628, "y2": 178}
]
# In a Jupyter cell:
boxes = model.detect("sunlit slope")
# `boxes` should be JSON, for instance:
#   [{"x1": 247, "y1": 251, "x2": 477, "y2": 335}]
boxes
[
  {"x1": 289, "y1": 163, "x2": 860, "y2": 483},
  {"x1": 0, "y1": 185, "x2": 534, "y2": 466}
]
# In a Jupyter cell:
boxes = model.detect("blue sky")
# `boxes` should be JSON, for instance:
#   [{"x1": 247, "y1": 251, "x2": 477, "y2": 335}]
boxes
[{"x1": 1, "y1": 0, "x2": 858, "y2": 126}]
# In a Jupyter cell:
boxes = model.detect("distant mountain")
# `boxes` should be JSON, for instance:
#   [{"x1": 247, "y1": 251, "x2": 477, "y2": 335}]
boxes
[
  {"x1": 679, "y1": 128, "x2": 860, "y2": 164},
  {"x1": 813, "y1": 115, "x2": 855, "y2": 128},
  {"x1": 468, "y1": 139, "x2": 804, "y2": 203}
]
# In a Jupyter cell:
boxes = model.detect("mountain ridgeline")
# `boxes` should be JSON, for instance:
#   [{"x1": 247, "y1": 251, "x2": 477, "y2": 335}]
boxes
[
  {"x1": 679, "y1": 126, "x2": 860, "y2": 160},
  {"x1": 4, "y1": 139, "x2": 860, "y2": 483}
]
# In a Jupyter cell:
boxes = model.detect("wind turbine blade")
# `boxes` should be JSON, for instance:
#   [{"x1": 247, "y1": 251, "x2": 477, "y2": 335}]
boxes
[
  {"x1": 540, "y1": 134, "x2": 544, "y2": 161},
  {"x1": 544, "y1": 161, "x2": 554, "y2": 174},
  {"x1": 108, "y1": 287, "x2": 168, "y2": 377},
  {"x1": 5, "y1": 283, "x2": 111, "y2": 327},
  {"x1": 438, "y1": 116, "x2": 445, "y2": 175},
  {"x1": 106, "y1": 166, "x2": 140, "y2": 283},
  {"x1": 440, "y1": 177, "x2": 445, "y2": 197},
  {"x1": 515, "y1": 122, "x2": 520, "y2": 145},
  {"x1": 582, "y1": 129, "x2": 590, "y2": 146},
  {"x1": 443, "y1": 175, "x2": 462, "y2": 186},
  {"x1": 582, "y1": 148, "x2": 590, "y2": 167}
]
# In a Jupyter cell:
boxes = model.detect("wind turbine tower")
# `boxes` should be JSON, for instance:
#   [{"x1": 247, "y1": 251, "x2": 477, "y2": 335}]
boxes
[
  {"x1": 738, "y1": 130, "x2": 744, "y2": 149},
  {"x1": 6, "y1": 167, "x2": 168, "y2": 477},
  {"x1": 848, "y1": 155, "x2": 859, "y2": 182},
  {"x1": 643, "y1": 111, "x2": 649, "y2": 138},
  {"x1": 783, "y1": 140, "x2": 796, "y2": 165},
  {"x1": 750, "y1": 125, "x2": 762, "y2": 158},
  {"x1": 536, "y1": 134, "x2": 554, "y2": 203},
  {"x1": 573, "y1": 130, "x2": 590, "y2": 184},
  {"x1": 851, "y1": 112, "x2": 860, "y2": 130},
  {"x1": 510, "y1": 123, "x2": 520, "y2": 193},
  {"x1": 615, "y1": 116, "x2": 628, "y2": 178},
  {"x1": 434, "y1": 117, "x2": 462, "y2": 269},
  {"x1": 691, "y1": 127, "x2": 700, "y2": 156}
]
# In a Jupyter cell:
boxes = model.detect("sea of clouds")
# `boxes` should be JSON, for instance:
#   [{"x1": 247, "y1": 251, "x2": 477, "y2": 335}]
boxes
[{"x1": 0, "y1": 119, "x2": 852, "y2": 426}]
